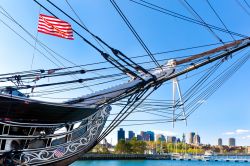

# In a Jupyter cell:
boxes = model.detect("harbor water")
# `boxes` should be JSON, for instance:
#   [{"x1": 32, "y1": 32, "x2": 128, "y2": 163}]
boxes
[{"x1": 71, "y1": 160, "x2": 250, "y2": 166}]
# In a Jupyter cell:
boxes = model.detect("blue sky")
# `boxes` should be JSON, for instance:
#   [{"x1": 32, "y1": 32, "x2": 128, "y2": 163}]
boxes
[{"x1": 0, "y1": 0, "x2": 250, "y2": 146}]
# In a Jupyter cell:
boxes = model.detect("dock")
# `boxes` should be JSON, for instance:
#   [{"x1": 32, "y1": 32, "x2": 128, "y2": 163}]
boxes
[{"x1": 171, "y1": 156, "x2": 250, "y2": 163}]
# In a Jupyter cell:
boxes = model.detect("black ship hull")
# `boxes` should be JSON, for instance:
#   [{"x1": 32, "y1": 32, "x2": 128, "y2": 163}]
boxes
[
  {"x1": 0, "y1": 94, "x2": 110, "y2": 165},
  {"x1": 0, "y1": 95, "x2": 98, "y2": 123}
]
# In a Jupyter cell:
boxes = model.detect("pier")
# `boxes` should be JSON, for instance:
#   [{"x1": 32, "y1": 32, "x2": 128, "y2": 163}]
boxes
[{"x1": 171, "y1": 155, "x2": 250, "y2": 163}]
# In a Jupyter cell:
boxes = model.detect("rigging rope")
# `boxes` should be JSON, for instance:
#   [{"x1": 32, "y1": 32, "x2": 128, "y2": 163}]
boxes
[
  {"x1": 101, "y1": 51, "x2": 250, "y2": 128},
  {"x1": 184, "y1": 51, "x2": 250, "y2": 119},
  {"x1": 30, "y1": 6, "x2": 41, "y2": 70},
  {"x1": 205, "y1": 0, "x2": 235, "y2": 41},
  {"x1": 235, "y1": 0, "x2": 250, "y2": 17},
  {"x1": 129, "y1": 0, "x2": 247, "y2": 38},
  {"x1": 179, "y1": 0, "x2": 225, "y2": 45},
  {"x1": 244, "y1": 0, "x2": 250, "y2": 9},
  {"x1": 110, "y1": 0, "x2": 162, "y2": 69},
  {"x1": 64, "y1": 0, "x2": 108, "y2": 53},
  {"x1": 0, "y1": 1, "x2": 249, "y2": 128},
  {"x1": 42, "y1": 0, "x2": 145, "y2": 80}
]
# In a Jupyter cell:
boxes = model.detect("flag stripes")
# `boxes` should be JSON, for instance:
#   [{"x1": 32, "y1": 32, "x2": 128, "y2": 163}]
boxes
[
  {"x1": 38, "y1": 14, "x2": 74, "y2": 40},
  {"x1": 54, "y1": 147, "x2": 65, "y2": 158}
]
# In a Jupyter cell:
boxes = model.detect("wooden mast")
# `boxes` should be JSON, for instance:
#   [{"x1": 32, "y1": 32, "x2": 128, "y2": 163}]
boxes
[{"x1": 176, "y1": 38, "x2": 250, "y2": 65}]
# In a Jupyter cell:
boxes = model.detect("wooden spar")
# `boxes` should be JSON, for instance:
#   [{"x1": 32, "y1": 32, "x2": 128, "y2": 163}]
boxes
[
  {"x1": 158, "y1": 39, "x2": 250, "y2": 85},
  {"x1": 65, "y1": 38, "x2": 250, "y2": 107},
  {"x1": 176, "y1": 38, "x2": 250, "y2": 65}
]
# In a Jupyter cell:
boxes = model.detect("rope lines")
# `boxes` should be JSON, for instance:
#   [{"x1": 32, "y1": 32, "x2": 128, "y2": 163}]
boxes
[
  {"x1": 41, "y1": 0, "x2": 153, "y2": 80},
  {"x1": 0, "y1": 1, "x2": 249, "y2": 139},
  {"x1": 206, "y1": 0, "x2": 235, "y2": 41},
  {"x1": 110, "y1": 0, "x2": 161, "y2": 69},
  {"x1": 104, "y1": 50, "x2": 250, "y2": 128},
  {"x1": 235, "y1": 0, "x2": 250, "y2": 16},
  {"x1": 179, "y1": 0, "x2": 225, "y2": 45},
  {"x1": 129, "y1": 0, "x2": 247, "y2": 38}
]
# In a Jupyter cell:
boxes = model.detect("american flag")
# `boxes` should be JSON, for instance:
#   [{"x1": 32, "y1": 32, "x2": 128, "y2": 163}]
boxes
[
  {"x1": 38, "y1": 14, "x2": 74, "y2": 40},
  {"x1": 53, "y1": 147, "x2": 65, "y2": 158}
]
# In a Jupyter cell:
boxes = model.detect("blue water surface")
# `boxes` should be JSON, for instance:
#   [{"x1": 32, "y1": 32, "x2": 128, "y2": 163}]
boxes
[{"x1": 71, "y1": 160, "x2": 250, "y2": 166}]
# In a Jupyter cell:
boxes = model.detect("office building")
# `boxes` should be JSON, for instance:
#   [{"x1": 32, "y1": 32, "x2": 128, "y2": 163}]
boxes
[
  {"x1": 156, "y1": 134, "x2": 166, "y2": 142},
  {"x1": 167, "y1": 136, "x2": 176, "y2": 143},
  {"x1": 140, "y1": 131, "x2": 146, "y2": 141},
  {"x1": 117, "y1": 128, "x2": 125, "y2": 141},
  {"x1": 137, "y1": 134, "x2": 143, "y2": 141},
  {"x1": 218, "y1": 138, "x2": 222, "y2": 146},
  {"x1": 139, "y1": 131, "x2": 155, "y2": 141},
  {"x1": 189, "y1": 132, "x2": 195, "y2": 144},
  {"x1": 128, "y1": 131, "x2": 135, "y2": 140},
  {"x1": 193, "y1": 134, "x2": 201, "y2": 145},
  {"x1": 144, "y1": 133, "x2": 150, "y2": 141},
  {"x1": 182, "y1": 133, "x2": 186, "y2": 143},
  {"x1": 146, "y1": 131, "x2": 155, "y2": 141},
  {"x1": 229, "y1": 138, "x2": 236, "y2": 146}
]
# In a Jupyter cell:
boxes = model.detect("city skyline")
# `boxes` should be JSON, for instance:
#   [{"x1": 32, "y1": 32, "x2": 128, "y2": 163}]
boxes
[
  {"x1": 115, "y1": 128, "x2": 242, "y2": 147},
  {"x1": 0, "y1": 1, "x2": 249, "y2": 147}
]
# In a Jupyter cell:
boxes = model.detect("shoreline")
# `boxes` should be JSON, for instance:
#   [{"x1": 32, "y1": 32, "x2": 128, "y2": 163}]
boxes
[
  {"x1": 78, "y1": 154, "x2": 171, "y2": 160},
  {"x1": 78, "y1": 153, "x2": 250, "y2": 161}
]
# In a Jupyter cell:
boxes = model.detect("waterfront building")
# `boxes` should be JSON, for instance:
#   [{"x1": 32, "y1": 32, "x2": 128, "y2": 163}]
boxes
[
  {"x1": 247, "y1": 146, "x2": 250, "y2": 154},
  {"x1": 193, "y1": 134, "x2": 201, "y2": 145},
  {"x1": 128, "y1": 131, "x2": 135, "y2": 140},
  {"x1": 229, "y1": 138, "x2": 236, "y2": 146},
  {"x1": 117, "y1": 128, "x2": 125, "y2": 141},
  {"x1": 156, "y1": 134, "x2": 166, "y2": 142},
  {"x1": 188, "y1": 132, "x2": 195, "y2": 144},
  {"x1": 167, "y1": 136, "x2": 176, "y2": 143},
  {"x1": 137, "y1": 134, "x2": 143, "y2": 141},
  {"x1": 145, "y1": 133, "x2": 150, "y2": 141},
  {"x1": 140, "y1": 131, "x2": 155, "y2": 141},
  {"x1": 140, "y1": 131, "x2": 146, "y2": 141},
  {"x1": 182, "y1": 133, "x2": 186, "y2": 143},
  {"x1": 218, "y1": 138, "x2": 222, "y2": 146},
  {"x1": 146, "y1": 131, "x2": 155, "y2": 141}
]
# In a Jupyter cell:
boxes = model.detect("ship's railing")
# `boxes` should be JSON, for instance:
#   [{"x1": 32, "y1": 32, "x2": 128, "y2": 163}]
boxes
[
  {"x1": 0, "y1": 109, "x2": 102, "y2": 153},
  {"x1": 0, "y1": 116, "x2": 86, "y2": 127},
  {"x1": 0, "y1": 121, "x2": 88, "y2": 139}
]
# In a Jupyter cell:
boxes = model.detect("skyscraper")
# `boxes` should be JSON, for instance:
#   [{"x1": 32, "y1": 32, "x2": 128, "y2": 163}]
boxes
[
  {"x1": 140, "y1": 131, "x2": 146, "y2": 141},
  {"x1": 193, "y1": 134, "x2": 201, "y2": 145},
  {"x1": 117, "y1": 128, "x2": 125, "y2": 141},
  {"x1": 229, "y1": 138, "x2": 236, "y2": 146},
  {"x1": 156, "y1": 134, "x2": 166, "y2": 142},
  {"x1": 146, "y1": 131, "x2": 155, "y2": 141},
  {"x1": 145, "y1": 133, "x2": 150, "y2": 141},
  {"x1": 218, "y1": 138, "x2": 222, "y2": 146},
  {"x1": 137, "y1": 134, "x2": 143, "y2": 141},
  {"x1": 182, "y1": 133, "x2": 186, "y2": 143},
  {"x1": 128, "y1": 131, "x2": 135, "y2": 140},
  {"x1": 189, "y1": 132, "x2": 195, "y2": 144},
  {"x1": 167, "y1": 136, "x2": 176, "y2": 143}
]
